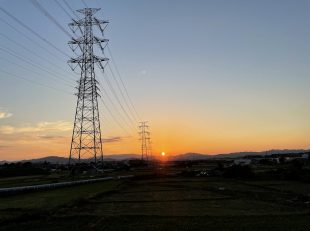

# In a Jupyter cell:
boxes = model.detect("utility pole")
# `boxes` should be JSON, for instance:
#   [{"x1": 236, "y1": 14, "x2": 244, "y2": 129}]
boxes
[
  {"x1": 139, "y1": 121, "x2": 152, "y2": 161},
  {"x1": 68, "y1": 8, "x2": 109, "y2": 166}
]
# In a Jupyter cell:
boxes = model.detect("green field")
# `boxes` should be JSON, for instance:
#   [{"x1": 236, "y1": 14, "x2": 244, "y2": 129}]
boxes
[{"x1": 0, "y1": 176, "x2": 310, "y2": 230}]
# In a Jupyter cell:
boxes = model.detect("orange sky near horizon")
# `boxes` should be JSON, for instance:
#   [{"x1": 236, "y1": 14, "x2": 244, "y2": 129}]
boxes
[
  {"x1": 1, "y1": 89, "x2": 310, "y2": 161},
  {"x1": 0, "y1": 115, "x2": 309, "y2": 161},
  {"x1": 0, "y1": 98, "x2": 310, "y2": 161}
]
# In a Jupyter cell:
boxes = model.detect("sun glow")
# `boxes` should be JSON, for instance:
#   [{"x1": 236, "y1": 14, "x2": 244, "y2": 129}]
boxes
[{"x1": 161, "y1": 152, "x2": 166, "y2": 156}]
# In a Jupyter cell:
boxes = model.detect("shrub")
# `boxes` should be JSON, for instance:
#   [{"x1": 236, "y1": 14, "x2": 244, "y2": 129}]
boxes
[{"x1": 223, "y1": 165, "x2": 255, "y2": 178}]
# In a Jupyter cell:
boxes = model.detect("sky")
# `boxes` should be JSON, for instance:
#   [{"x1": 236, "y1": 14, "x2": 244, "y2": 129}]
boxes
[{"x1": 0, "y1": 0, "x2": 309, "y2": 161}]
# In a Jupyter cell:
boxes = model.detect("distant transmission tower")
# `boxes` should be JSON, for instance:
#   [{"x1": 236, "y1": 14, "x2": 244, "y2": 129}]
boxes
[
  {"x1": 68, "y1": 8, "x2": 109, "y2": 165},
  {"x1": 139, "y1": 121, "x2": 152, "y2": 161}
]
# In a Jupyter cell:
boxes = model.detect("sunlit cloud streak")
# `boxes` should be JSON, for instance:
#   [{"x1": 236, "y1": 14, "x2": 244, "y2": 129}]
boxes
[
  {"x1": 0, "y1": 108, "x2": 13, "y2": 119},
  {"x1": 102, "y1": 136, "x2": 129, "y2": 143},
  {"x1": 0, "y1": 121, "x2": 71, "y2": 134}
]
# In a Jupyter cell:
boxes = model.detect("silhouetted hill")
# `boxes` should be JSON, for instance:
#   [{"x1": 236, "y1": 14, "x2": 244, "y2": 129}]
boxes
[
  {"x1": 104, "y1": 154, "x2": 140, "y2": 160},
  {"x1": 171, "y1": 153, "x2": 211, "y2": 161},
  {"x1": 15, "y1": 154, "x2": 141, "y2": 164},
  {"x1": 216, "y1": 149, "x2": 310, "y2": 159},
  {"x1": 171, "y1": 149, "x2": 310, "y2": 161},
  {"x1": 20, "y1": 156, "x2": 69, "y2": 164},
  {"x1": 2, "y1": 149, "x2": 309, "y2": 164}
]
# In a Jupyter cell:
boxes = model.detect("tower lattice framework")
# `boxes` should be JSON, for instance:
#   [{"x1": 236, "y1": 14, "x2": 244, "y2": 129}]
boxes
[
  {"x1": 68, "y1": 8, "x2": 109, "y2": 165},
  {"x1": 139, "y1": 121, "x2": 152, "y2": 161}
]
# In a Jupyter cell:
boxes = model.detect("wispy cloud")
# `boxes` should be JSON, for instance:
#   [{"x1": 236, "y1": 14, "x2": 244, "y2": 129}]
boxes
[
  {"x1": 0, "y1": 121, "x2": 72, "y2": 134},
  {"x1": 0, "y1": 108, "x2": 13, "y2": 119},
  {"x1": 37, "y1": 135, "x2": 65, "y2": 140},
  {"x1": 102, "y1": 136, "x2": 124, "y2": 143}
]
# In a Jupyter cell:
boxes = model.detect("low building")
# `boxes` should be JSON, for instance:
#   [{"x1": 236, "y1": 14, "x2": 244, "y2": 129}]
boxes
[{"x1": 233, "y1": 159, "x2": 251, "y2": 166}]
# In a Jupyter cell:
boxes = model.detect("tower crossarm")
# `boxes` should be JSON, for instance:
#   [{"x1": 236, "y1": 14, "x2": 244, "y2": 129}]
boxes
[
  {"x1": 69, "y1": 18, "x2": 109, "y2": 27},
  {"x1": 68, "y1": 36, "x2": 108, "y2": 45},
  {"x1": 68, "y1": 56, "x2": 108, "y2": 64}
]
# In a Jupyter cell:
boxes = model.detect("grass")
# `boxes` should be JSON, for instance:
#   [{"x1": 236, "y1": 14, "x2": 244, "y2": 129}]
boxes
[
  {"x1": 0, "y1": 175, "x2": 309, "y2": 230},
  {"x1": 3, "y1": 214, "x2": 310, "y2": 231},
  {"x1": 0, "y1": 181, "x2": 118, "y2": 209},
  {"x1": 0, "y1": 174, "x2": 70, "y2": 188},
  {"x1": 0, "y1": 180, "x2": 120, "y2": 224}
]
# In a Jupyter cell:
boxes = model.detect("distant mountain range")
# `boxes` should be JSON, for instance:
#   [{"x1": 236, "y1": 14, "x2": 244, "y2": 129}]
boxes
[
  {"x1": 1, "y1": 149, "x2": 309, "y2": 164},
  {"x1": 171, "y1": 149, "x2": 310, "y2": 161},
  {"x1": 15, "y1": 154, "x2": 141, "y2": 164}
]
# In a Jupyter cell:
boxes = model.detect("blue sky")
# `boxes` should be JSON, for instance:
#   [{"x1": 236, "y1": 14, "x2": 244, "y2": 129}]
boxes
[{"x1": 0, "y1": 0, "x2": 309, "y2": 160}]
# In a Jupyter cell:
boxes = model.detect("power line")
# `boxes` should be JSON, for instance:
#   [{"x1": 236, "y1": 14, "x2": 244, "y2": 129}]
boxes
[
  {"x1": 107, "y1": 45, "x2": 141, "y2": 120},
  {"x1": 94, "y1": 0, "x2": 141, "y2": 123},
  {"x1": 0, "y1": 15, "x2": 67, "y2": 62},
  {"x1": 2, "y1": 3, "x2": 137, "y2": 136},
  {"x1": 95, "y1": 27, "x2": 139, "y2": 124},
  {"x1": 0, "y1": 69, "x2": 72, "y2": 95},
  {"x1": 0, "y1": 5, "x2": 78, "y2": 84},
  {"x1": 59, "y1": 1, "x2": 140, "y2": 131},
  {"x1": 97, "y1": 62, "x2": 137, "y2": 127},
  {"x1": 54, "y1": 0, "x2": 73, "y2": 20},
  {"x1": 96, "y1": 67, "x2": 136, "y2": 136},
  {"x1": 65, "y1": 6, "x2": 137, "y2": 160},
  {"x1": 0, "y1": 56, "x2": 74, "y2": 90},
  {"x1": 0, "y1": 46, "x2": 75, "y2": 87},
  {"x1": 93, "y1": 0, "x2": 141, "y2": 121},
  {"x1": 99, "y1": 83, "x2": 137, "y2": 133},
  {"x1": 2, "y1": 2, "x2": 142, "y2": 129},
  {"x1": 96, "y1": 67, "x2": 137, "y2": 132},
  {"x1": 63, "y1": 1, "x2": 140, "y2": 129},
  {"x1": 0, "y1": 6, "x2": 70, "y2": 57},
  {"x1": 81, "y1": 0, "x2": 88, "y2": 8},
  {"x1": 98, "y1": 97, "x2": 132, "y2": 136},
  {"x1": 107, "y1": 62, "x2": 139, "y2": 122},
  {"x1": 24, "y1": 0, "x2": 140, "y2": 141},
  {"x1": 27, "y1": 1, "x2": 82, "y2": 60},
  {"x1": 0, "y1": 33, "x2": 76, "y2": 80},
  {"x1": 0, "y1": 2, "x2": 143, "y2": 155},
  {"x1": 29, "y1": 0, "x2": 72, "y2": 38},
  {"x1": 92, "y1": 0, "x2": 140, "y2": 126},
  {"x1": 67, "y1": 4, "x2": 138, "y2": 152},
  {"x1": 1, "y1": 4, "x2": 135, "y2": 139},
  {"x1": 62, "y1": 0, "x2": 80, "y2": 19}
]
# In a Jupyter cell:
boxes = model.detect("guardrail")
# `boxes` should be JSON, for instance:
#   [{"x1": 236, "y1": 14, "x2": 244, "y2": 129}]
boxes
[{"x1": 0, "y1": 175, "x2": 134, "y2": 195}]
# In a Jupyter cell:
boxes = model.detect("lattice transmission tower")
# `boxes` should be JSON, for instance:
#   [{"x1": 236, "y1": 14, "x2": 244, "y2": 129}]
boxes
[
  {"x1": 139, "y1": 121, "x2": 152, "y2": 161},
  {"x1": 68, "y1": 8, "x2": 109, "y2": 165}
]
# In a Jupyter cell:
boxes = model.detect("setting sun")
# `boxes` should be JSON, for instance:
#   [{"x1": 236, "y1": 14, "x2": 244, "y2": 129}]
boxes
[{"x1": 161, "y1": 152, "x2": 166, "y2": 156}]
